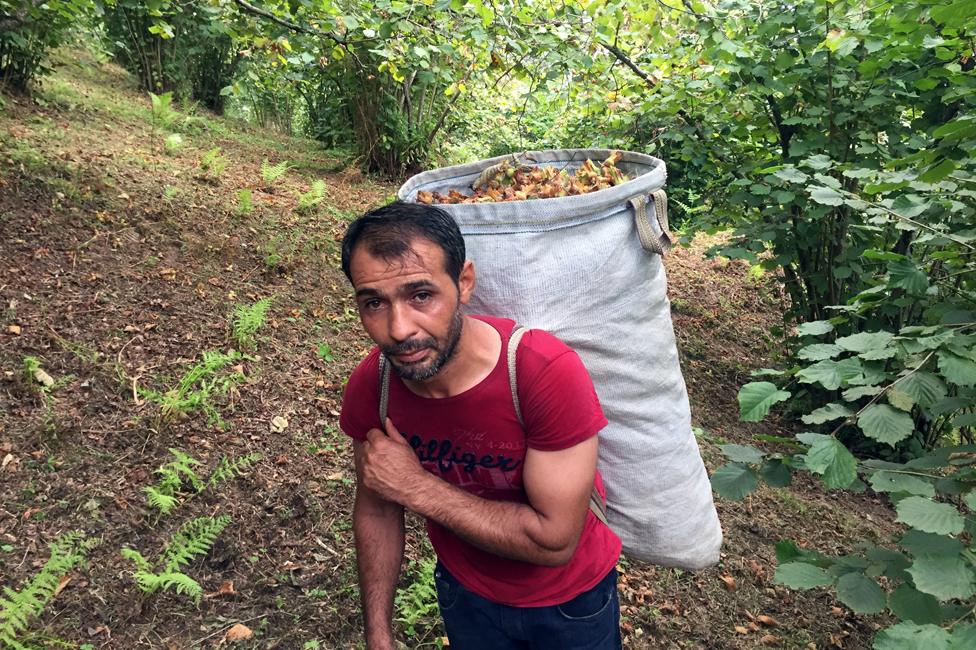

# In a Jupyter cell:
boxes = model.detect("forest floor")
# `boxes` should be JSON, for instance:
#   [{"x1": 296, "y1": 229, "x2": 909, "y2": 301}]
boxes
[{"x1": 1, "y1": 50, "x2": 900, "y2": 649}]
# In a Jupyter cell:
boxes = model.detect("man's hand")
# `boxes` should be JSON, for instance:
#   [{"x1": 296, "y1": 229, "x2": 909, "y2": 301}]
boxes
[{"x1": 360, "y1": 418, "x2": 425, "y2": 505}]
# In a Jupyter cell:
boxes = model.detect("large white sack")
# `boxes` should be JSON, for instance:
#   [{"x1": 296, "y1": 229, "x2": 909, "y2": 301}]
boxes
[{"x1": 399, "y1": 149, "x2": 722, "y2": 569}]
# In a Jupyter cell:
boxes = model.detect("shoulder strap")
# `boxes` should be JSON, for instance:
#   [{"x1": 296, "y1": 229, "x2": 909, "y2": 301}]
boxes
[
  {"x1": 505, "y1": 325, "x2": 610, "y2": 528},
  {"x1": 378, "y1": 353, "x2": 391, "y2": 424},
  {"x1": 507, "y1": 326, "x2": 529, "y2": 427}
]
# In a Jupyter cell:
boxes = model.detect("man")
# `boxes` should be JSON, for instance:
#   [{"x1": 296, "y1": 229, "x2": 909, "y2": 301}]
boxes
[{"x1": 339, "y1": 201, "x2": 622, "y2": 650}]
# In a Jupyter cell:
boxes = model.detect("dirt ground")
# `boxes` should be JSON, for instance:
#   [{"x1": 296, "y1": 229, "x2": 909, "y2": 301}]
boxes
[{"x1": 1, "y1": 51, "x2": 900, "y2": 649}]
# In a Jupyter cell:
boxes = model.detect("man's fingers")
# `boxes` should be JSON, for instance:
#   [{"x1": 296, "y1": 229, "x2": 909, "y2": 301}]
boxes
[
  {"x1": 366, "y1": 427, "x2": 385, "y2": 442},
  {"x1": 384, "y1": 417, "x2": 407, "y2": 443}
]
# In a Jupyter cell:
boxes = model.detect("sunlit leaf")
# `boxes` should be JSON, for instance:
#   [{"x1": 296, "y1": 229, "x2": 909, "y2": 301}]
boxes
[
  {"x1": 895, "y1": 497, "x2": 964, "y2": 536},
  {"x1": 738, "y1": 382, "x2": 790, "y2": 422}
]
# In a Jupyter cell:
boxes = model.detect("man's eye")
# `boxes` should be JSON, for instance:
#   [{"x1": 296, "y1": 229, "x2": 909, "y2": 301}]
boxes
[
  {"x1": 414, "y1": 292, "x2": 432, "y2": 302},
  {"x1": 364, "y1": 299, "x2": 382, "y2": 310}
]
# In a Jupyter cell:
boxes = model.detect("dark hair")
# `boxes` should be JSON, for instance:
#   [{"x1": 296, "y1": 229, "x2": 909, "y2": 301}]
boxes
[{"x1": 341, "y1": 201, "x2": 466, "y2": 283}]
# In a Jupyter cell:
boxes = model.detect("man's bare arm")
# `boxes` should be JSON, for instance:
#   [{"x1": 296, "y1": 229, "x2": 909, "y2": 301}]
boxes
[
  {"x1": 353, "y1": 440, "x2": 405, "y2": 650},
  {"x1": 360, "y1": 422, "x2": 597, "y2": 567}
]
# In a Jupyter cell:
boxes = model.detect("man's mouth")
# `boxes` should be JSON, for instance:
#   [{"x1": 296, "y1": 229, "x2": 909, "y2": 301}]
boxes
[{"x1": 394, "y1": 348, "x2": 430, "y2": 364}]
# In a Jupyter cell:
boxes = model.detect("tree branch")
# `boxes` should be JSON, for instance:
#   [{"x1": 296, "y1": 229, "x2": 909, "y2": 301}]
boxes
[
  {"x1": 232, "y1": 0, "x2": 346, "y2": 45},
  {"x1": 599, "y1": 42, "x2": 657, "y2": 87}
]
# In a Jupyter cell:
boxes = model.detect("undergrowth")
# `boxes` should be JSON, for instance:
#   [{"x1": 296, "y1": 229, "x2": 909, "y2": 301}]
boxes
[
  {"x1": 145, "y1": 448, "x2": 262, "y2": 515},
  {"x1": 121, "y1": 515, "x2": 231, "y2": 605},
  {"x1": 232, "y1": 298, "x2": 272, "y2": 350},
  {"x1": 0, "y1": 532, "x2": 93, "y2": 650},
  {"x1": 139, "y1": 350, "x2": 244, "y2": 427}
]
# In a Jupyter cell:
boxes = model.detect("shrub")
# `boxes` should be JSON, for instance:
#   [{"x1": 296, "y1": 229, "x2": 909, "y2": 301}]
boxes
[{"x1": 0, "y1": 0, "x2": 89, "y2": 92}]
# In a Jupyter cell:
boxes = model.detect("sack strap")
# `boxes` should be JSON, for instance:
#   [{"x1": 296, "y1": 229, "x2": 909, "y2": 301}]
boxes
[
  {"x1": 376, "y1": 327, "x2": 610, "y2": 527},
  {"x1": 378, "y1": 354, "x2": 391, "y2": 423},
  {"x1": 507, "y1": 326, "x2": 609, "y2": 527},
  {"x1": 630, "y1": 189, "x2": 673, "y2": 255}
]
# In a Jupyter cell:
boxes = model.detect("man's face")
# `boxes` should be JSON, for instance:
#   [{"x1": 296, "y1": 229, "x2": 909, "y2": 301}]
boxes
[{"x1": 349, "y1": 238, "x2": 473, "y2": 381}]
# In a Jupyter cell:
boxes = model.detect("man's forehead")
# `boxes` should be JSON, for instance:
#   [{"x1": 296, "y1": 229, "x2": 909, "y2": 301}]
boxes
[{"x1": 349, "y1": 237, "x2": 448, "y2": 284}]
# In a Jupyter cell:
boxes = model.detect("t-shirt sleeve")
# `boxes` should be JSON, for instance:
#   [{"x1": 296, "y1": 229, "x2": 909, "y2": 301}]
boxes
[
  {"x1": 339, "y1": 349, "x2": 383, "y2": 442},
  {"x1": 517, "y1": 331, "x2": 608, "y2": 452}
]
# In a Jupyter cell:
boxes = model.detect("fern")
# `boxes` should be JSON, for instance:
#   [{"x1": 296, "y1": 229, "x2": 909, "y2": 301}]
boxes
[
  {"x1": 0, "y1": 532, "x2": 89, "y2": 648},
  {"x1": 139, "y1": 350, "x2": 244, "y2": 427},
  {"x1": 149, "y1": 91, "x2": 178, "y2": 130},
  {"x1": 200, "y1": 147, "x2": 227, "y2": 179},
  {"x1": 208, "y1": 453, "x2": 262, "y2": 489},
  {"x1": 231, "y1": 298, "x2": 272, "y2": 350},
  {"x1": 166, "y1": 448, "x2": 205, "y2": 491},
  {"x1": 143, "y1": 486, "x2": 179, "y2": 516},
  {"x1": 236, "y1": 188, "x2": 253, "y2": 216},
  {"x1": 122, "y1": 516, "x2": 229, "y2": 605},
  {"x1": 143, "y1": 448, "x2": 203, "y2": 515},
  {"x1": 131, "y1": 571, "x2": 203, "y2": 604},
  {"x1": 120, "y1": 548, "x2": 151, "y2": 573},
  {"x1": 261, "y1": 158, "x2": 290, "y2": 186},
  {"x1": 296, "y1": 180, "x2": 327, "y2": 214},
  {"x1": 161, "y1": 515, "x2": 231, "y2": 572}
]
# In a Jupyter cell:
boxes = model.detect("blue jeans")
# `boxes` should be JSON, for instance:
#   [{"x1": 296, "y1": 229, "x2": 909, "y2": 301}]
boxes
[{"x1": 433, "y1": 562, "x2": 622, "y2": 650}]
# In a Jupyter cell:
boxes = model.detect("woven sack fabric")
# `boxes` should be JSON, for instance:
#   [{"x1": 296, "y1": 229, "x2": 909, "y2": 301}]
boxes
[{"x1": 398, "y1": 149, "x2": 722, "y2": 569}]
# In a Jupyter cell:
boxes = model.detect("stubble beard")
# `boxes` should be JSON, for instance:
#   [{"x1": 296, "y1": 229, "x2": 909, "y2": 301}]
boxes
[{"x1": 383, "y1": 306, "x2": 464, "y2": 382}]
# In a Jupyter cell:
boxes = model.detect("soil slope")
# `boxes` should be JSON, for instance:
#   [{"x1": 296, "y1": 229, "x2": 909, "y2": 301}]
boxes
[{"x1": 0, "y1": 51, "x2": 897, "y2": 649}]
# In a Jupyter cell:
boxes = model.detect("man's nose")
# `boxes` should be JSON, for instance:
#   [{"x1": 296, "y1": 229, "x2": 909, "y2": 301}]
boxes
[{"x1": 389, "y1": 303, "x2": 418, "y2": 343}]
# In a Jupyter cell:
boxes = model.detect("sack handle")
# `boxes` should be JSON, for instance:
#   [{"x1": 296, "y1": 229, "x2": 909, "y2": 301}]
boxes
[
  {"x1": 377, "y1": 327, "x2": 609, "y2": 527},
  {"x1": 630, "y1": 189, "x2": 673, "y2": 255}
]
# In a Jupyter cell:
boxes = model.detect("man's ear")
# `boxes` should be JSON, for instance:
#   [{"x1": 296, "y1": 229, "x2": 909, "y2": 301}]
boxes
[{"x1": 458, "y1": 260, "x2": 476, "y2": 305}]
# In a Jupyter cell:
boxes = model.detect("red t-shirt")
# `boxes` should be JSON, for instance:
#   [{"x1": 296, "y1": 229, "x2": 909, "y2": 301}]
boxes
[{"x1": 340, "y1": 316, "x2": 621, "y2": 607}]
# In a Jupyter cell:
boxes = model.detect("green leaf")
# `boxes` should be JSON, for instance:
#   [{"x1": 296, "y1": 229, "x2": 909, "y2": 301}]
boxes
[
  {"x1": 773, "y1": 562, "x2": 833, "y2": 589},
  {"x1": 964, "y1": 492, "x2": 976, "y2": 513},
  {"x1": 710, "y1": 463, "x2": 758, "y2": 501},
  {"x1": 888, "y1": 585, "x2": 943, "y2": 625},
  {"x1": 861, "y1": 348, "x2": 899, "y2": 361},
  {"x1": 858, "y1": 404, "x2": 915, "y2": 446},
  {"x1": 888, "y1": 260, "x2": 930, "y2": 295},
  {"x1": 891, "y1": 194, "x2": 931, "y2": 218},
  {"x1": 798, "y1": 343, "x2": 843, "y2": 361},
  {"x1": 908, "y1": 556, "x2": 976, "y2": 600},
  {"x1": 796, "y1": 320, "x2": 834, "y2": 336},
  {"x1": 918, "y1": 159, "x2": 956, "y2": 183},
  {"x1": 802, "y1": 402, "x2": 853, "y2": 425},
  {"x1": 896, "y1": 497, "x2": 965, "y2": 535},
  {"x1": 836, "y1": 331, "x2": 894, "y2": 353},
  {"x1": 869, "y1": 471, "x2": 935, "y2": 497},
  {"x1": 937, "y1": 353, "x2": 976, "y2": 387},
  {"x1": 809, "y1": 185, "x2": 845, "y2": 206},
  {"x1": 773, "y1": 166, "x2": 809, "y2": 184},
  {"x1": 738, "y1": 382, "x2": 791, "y2": 422},
  {"x1": 797, "y1": 358, "x2": 862, "y2": 390},
  {"x1": 804, "y1": 438, "x2": 857, "y2": 489},
  {"x1": 954, "y1": 414, "x2": 976, "y2": 428},
  {"x1": 843, "y1": 385, "x2": 884, "y2": 400},
  {"x1": 873, "y1": 622, "x2": 950, "y2": 650},
  {"x1": 774, "y1": 540, "x2": 805, "y2": 564},
  {"x1": 802, "y1": 154, "x2": 833, "y2": 171},
  {"x1": 719, "y1": 444, "x2": 765, "y2": 464},
  {"x1": 900, "y1": 530, "x2": 964, "y2": 557},
  {"x1": 835, "y1": 573, "x2": 885, "y2": 614},
  {"x1": 949, "y1": 624, "x2": 976, "y2": 649},
  {"x1": 929, "y1": 0, "x2": 976, "y2": 27},
  {"x1": 898, "y1": 373, "x2": 947, "y2": 409},
  {"x1": 760, "y1": 459, "x2": 792, "y2": 487},
  {"x1": 796, "y1": 432, "x2": 831, "y2": 446},
  {"x1": 887, "y1": 388, "x2": 916, "y2": 412}
]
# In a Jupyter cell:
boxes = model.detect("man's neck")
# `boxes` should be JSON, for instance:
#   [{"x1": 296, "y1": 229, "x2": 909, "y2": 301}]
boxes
[{"x1": 401, "y1": 316, "x2": 501, "y2": 399}]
